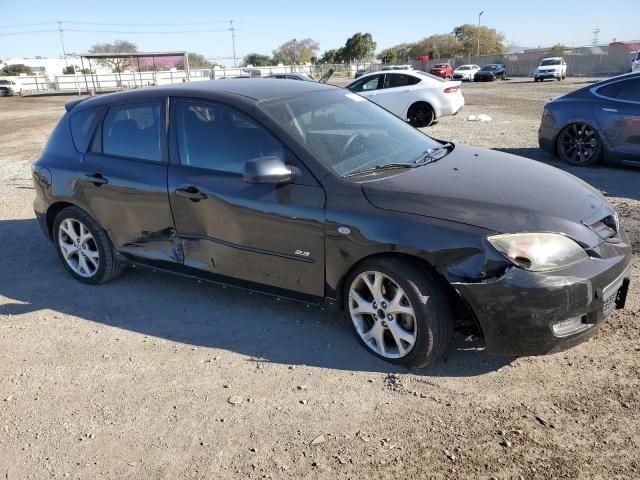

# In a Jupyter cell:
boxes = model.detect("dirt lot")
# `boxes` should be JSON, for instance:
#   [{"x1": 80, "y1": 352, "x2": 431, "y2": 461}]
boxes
[{"x1": 1, "y1": 78, "x2": 638, "y2": 479}]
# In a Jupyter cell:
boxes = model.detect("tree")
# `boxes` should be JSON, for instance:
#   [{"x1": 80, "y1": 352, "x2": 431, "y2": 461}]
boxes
[
  {"x1": 453, "y1": 24, "x2": 506, "y2": 56},
  {"x1": 177, "y1": 52, "x2": 212, "y2": 69},
  {"x1": 272, "y1": 38, "x2": 319, "y2": 64},
  {"x1": 88, "y1": 40, "x2": 138, "y2": 72},
  {"x1": 319, "y1": 49, "x2": 342, "y2": 64},
  {"x1": 242, "y1": 53, "x2": 272, "y2": 67},
  {"x1": 1, "y1": 64, "x2": 33, "y2": 76},
  {"x1": 340, "y1": 32, "x2": 377, "y2": 62},
  {"x1": 380, "y1": 48, "x2": 398, "y2": 64},
  {"x1": 550, "y1": 44, "x2": 567, "y2": 56}
]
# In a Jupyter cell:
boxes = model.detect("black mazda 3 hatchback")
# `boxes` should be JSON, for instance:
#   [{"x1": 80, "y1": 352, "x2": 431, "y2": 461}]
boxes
[{"x1": 32, "y1": 79, "x2": 632, "y2": 367}]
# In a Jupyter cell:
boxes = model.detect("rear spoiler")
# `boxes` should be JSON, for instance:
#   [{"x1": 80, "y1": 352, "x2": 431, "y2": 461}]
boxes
[{"x1": 65, "y1": 98, "x2": 88, "y2": 112}]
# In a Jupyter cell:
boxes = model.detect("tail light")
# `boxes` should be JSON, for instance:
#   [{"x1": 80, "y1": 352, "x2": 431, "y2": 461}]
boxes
[{"x1": 443, "y1": 86, "x2": 459, "y2": 93}]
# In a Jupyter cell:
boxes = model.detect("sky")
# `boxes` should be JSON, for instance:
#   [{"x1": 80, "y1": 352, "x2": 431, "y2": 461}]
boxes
[{"x1": 1, "y1": 0, "x2": 636, "y2": 65}]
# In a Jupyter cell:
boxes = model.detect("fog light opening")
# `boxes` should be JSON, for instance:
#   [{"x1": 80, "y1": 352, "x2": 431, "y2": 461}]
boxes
[{"x1": 552, "y1": 316, "x2": 590, "y2": 337}]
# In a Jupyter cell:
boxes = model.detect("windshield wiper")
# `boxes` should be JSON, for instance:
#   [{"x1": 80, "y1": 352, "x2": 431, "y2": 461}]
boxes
[
  {"x1": 343, "y1": 163, "x2": 420, "y2": 178},
  {"x1": 415, "y1": 142, "x2": 454, "y2": 164}
]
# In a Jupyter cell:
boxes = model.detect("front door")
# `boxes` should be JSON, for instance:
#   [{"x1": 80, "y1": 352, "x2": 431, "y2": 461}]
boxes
[
  {"x1": 167, "y1": 98, "x2": 326, "y2": 298},
  {"x1": 78, "y1": 99, "x2": 178, "y2": 263}
]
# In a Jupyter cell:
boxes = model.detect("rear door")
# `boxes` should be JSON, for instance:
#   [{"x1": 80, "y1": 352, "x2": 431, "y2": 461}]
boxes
[
  {"x1": 593, "y1": 78, "x2": 640, "y2": 162},
  {"x1": 78, "y1": 99, "x2": 177, "y2": 263},
  {"x1": 377, "y1": 73, "x2": 422, "y2": 114},
  {"x1": 167, "y1": 98, "x2": 326, "y2": 298}
]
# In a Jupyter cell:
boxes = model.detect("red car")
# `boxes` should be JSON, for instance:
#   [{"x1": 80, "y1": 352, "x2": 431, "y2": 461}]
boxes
[{"x1": 430, "y1": 63, "x2": 453, "y2": 79}]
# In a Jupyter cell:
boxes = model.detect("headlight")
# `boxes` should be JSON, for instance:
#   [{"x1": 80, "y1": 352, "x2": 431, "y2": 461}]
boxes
[{"x1": 487, "y1": 233, "x2": 589, "y2": 272}]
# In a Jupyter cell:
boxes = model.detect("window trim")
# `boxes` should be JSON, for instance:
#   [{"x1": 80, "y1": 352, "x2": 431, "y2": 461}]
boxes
[{"x1": 91, "y1": 98, "x2": 168, "y2": 164}]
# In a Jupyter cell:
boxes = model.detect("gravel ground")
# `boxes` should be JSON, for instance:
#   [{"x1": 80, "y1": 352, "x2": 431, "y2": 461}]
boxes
[{"x1": 0, "y1": 78, "x2": 638, "y2": 479}]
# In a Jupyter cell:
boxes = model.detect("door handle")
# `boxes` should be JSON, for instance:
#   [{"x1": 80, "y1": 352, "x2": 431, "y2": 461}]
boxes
[
  {"x1": 175, "y1": 186, "x2": 207, "y2": 202},
  {"x1": 602, "y1": 108, "x2": 618, "y2": 113},
  {"x1": 83, "y1": 173, "x2": 108, "y2": 186}
]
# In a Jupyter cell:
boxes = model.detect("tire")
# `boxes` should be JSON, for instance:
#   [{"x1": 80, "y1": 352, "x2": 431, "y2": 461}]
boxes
[
  {"x1": 53, "y1": 206, "x2": 124, "y2": 284},
  {"x1": 344, "y1": 257, "x2": 454, "y2": 368},
  {"x1": 557, "y1": 123, "x2": 602, "y2": 167},
  {"x1": 407, "y1": 103, "x2": 435, "y2": 128}
]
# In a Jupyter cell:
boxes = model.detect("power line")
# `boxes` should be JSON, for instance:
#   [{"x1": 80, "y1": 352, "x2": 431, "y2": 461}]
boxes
[
  {"x1": 0, "y1": 21, "x2": 56, "y2": 29},
  {"x1": 0, "y1": 29, "x2": 57, "y2": 36},
  {"x1": 64, "y1": 28, "x2": 231, "y2": 34},
  {"x1": 64, "y1": 20, "x2": 231, "y2": 26}
]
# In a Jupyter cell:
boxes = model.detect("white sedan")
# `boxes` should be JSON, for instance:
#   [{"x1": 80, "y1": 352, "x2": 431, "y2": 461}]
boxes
[
  {"x1": 345, "y1": 69, "x2": 464, "y2": 127},
  {"x1": 452, "y1": 64, "x2": 480, "y2": 81}
]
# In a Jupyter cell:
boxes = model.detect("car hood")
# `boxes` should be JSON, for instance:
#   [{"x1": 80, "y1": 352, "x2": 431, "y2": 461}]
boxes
[
  {"x1": 362, "y1": 145, "x2": 611, "y2": 248},
  {"x1": 476, "y1": 70, "x2": 496, "y2": 75}
]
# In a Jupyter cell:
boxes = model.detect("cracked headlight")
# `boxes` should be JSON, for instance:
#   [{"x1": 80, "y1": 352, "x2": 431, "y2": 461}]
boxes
[{"x1": 487, "y1": 233, "x2": 589, "y2": 272}]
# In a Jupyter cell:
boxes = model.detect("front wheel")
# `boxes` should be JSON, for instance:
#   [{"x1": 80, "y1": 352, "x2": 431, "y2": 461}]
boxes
[
  {"x1": 408, "y1": 103, "x2": 435, "y2": 128},
  {"x1": 344, "y1": 258, "x2": 454, "y2": 368},
  {"x1": 53, "y1": 206, "x2": 124, "y2": 284},
  {"x1": 557, "y1": 123, "x2": 602, "y2": 167}
]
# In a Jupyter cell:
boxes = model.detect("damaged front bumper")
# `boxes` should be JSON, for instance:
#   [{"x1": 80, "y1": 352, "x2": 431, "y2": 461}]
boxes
[{"x1": 452, "y1": 231, "x2": 632, "y2": 356}]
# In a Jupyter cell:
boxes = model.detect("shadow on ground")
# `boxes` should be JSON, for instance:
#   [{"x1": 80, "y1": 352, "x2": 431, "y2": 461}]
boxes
[
  {"x1": 0, "y1": 218, "x2": 511, "y2": 376},
  {"x1": 496, "y1": 147, "x2": 640, "y2": 201}
]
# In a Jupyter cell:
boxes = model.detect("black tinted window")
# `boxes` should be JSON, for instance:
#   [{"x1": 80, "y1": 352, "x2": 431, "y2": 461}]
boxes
[
  {"x1": 102, "y1": 102, "x2": 161, "y2": 161},
  {"x1": 384, "y1": 74, "x2": 420, "y2": 88},
  {"x1": 174, "y1": 100, "x2": 283, "y2": 173},
  {"x1": 69, "y1": 106, "x2": 103, "y2": 153},
  {"x1": 598, "y1": 79, "x2": 640, "y2": 101}
]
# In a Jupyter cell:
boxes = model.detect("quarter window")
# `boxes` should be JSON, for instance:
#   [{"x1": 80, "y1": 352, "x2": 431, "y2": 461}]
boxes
[
  {"x1": 173, "y1": 100, "x2": 284, "y2": 173},
  {"x1": 102, "y1": 102, "x2": 161, "y2": 161},
  {"x1": 69, "y1": 106, "x2": 103, "y2": 153}
]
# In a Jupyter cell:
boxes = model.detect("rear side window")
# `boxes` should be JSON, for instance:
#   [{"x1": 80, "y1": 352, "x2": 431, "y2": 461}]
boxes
[
  {"x1": 384, "y1": 74, "x2": 420, "y2": 88},
  {"x1": 69, "y1": 106, "x2": 103, "y2": 153},
  {"x1": 102, "y1": 102, "x2": 162, "y2": 161},
  {"x1": 597, "y1": 79, "x2": 640, "y2": 102}
]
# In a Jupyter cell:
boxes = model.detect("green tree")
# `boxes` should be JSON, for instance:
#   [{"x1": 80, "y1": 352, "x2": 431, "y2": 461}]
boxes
[
  {"x1": 319, "y1": 48, "x2": 342, "y2": 63},
  {"x1": 89, "y1": 40, "x2": 138, "y2": 72},
  {"x1": 453, "y1": 24, "x2": 506, "y2": 56},
  {"x1": 272, "y1": 38, "x2": 319, "y2": 64},
  {"x1": 340, "y1": 32, "x2": 377, "y2": 62},
  {"x1": 550, "y1": 44, "x2": 567, "y2": 56},
  {"x1": 380, "y1": 48, "x2": 398, "y2": 64},
  {"x1": 62, "y1": 65, "x2": 77, "y2": 75},
  {"x1": 177, "y1": 52, "x2": 212, "y2": 69},
  {"x1": 242, "y1": 53, "x2": 273, "y2": 67},
  {"x1": 1, "y1": 64, "x2": 33, "y2": 76}
]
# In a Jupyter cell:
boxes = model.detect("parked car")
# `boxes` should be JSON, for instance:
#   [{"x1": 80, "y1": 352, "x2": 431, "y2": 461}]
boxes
[
  {"x1": 345, "y1": 69, "x2": 464, "y2": 127},
  {"x1": 631, "y1": 51, "x2": 640, "y2": 72},
  {"x1": 266, "y1": 73, "x2": 315, "y2": 82},
  {"x1": 33, "y1": 79, "x2": 631, "y2": 367},
  {"x1": 354, "y1": 68, "x2": 369, "y2": 79},
  {"x1": 534, "y1": 57, "x2": 567, "y2": 82},
  {"x1": 0, "y1": 79, "x2": 24, "y2": 96},
  {"x1": 474, "y1": 64, "x2": 507, "y2": 81},
  {"x1": 430, "y1": 63, "x2": 453, "y2": 79},
  {"x1": 539, "y1": 72, "x2": 640, "y2": 167},
  {"x1": 452, "y1": 64, "x2": 480, "y2": 81}
]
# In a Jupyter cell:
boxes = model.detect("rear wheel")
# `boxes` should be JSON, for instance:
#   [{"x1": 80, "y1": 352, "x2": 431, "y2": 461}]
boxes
[
  {"x1": 557, "y1": 123, "x2": 602, "y2": 166},
  {"x1": 53, "y1": 206, "x2": 124, "y2": 284},
  {"x1": 344, "y1": 258, "x2": 454, "y2": 368},
  {"x1": 408, "y1": 103, "x2": 435, "y2": 128}
]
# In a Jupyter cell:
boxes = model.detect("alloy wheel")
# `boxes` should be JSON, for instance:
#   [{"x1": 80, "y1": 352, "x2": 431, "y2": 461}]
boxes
[
  {"x1": 348, "y1": 271, "x2": 417, "y2": 359},
  {"x1": 558, "y1": 123, "x2": 600, "y2": 165},
  {"x1": 58, "y1": 218, "x2": 100, "y2": 278}
]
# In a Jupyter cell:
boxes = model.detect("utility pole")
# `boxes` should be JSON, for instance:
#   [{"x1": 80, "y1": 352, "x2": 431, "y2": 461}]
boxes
[
  {"x1": 592, "y1": 28, "x2": 600, "y2": 46},
  {"x1": 58, "y1": 21, "x2": 68, "y2": 67},
  {"x1": 477, "y1": 11, "x2": 484, "y2": 57},
  {"x1": 230, "y1": 20, "x2": 237, "y2": 67}
]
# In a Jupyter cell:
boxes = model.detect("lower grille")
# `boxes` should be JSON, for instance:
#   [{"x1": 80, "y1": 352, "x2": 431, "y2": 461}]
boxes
[{"x1": 602, "y1": 268, "x2": 628, "y2": 316}]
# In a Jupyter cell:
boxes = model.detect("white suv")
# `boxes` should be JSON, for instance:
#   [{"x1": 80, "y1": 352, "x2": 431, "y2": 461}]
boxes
[
  {"x1": 632, "y1": 51, "x2": 640, "y2": 72},
  {"x1": 0, "y1": 78, "x2": 24, "y2": 96},
  {"x1": 534, "y1": 57, "x2": 567, "y2": 82}
]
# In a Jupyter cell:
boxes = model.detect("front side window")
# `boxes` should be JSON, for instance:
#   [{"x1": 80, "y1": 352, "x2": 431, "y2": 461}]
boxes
[
  {"x1": 349, "y1": 75, "x2": 383, "y2": 92},
  {"x1": 173, "y1": 100, "x2": 284, "y2": 173},
  {"x1": 384, "y1": 74, "x2": 420, "y2": 89},
  {"x1": 102, "y1": 102, "x2": 161, "y2": 161},
  {"x1": 261, "y1": 90, "x2": 442, "y2": 178}
]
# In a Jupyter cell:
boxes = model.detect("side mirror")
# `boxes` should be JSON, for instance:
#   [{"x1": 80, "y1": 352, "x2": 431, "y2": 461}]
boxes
[{"x1": 243, "y1": 156, "x2": 296, "y2": 184}]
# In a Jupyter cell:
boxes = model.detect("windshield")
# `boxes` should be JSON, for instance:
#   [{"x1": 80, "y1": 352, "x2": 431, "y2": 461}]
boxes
[
  {"x1": 0, "y1": 80, "x2": 11, "y2": 85},
  {"x1": 434, "y1": 64, "x2": 448, "y2": 68},
  {"x1": 413, "y1": 70, "x2": 446, "y2": 82},
  {"x1": 261, "y1": 90, "x2": 443, "y2": 178},
  {"x1": 540, "y1": 59, "x2": 561, "y2": 66},
  {"x1": 457, "y1": 66, "x2": 471, "y2": 70},
  {"x1": 480, "y1": 65, "x2": 498, "y2": 71}
]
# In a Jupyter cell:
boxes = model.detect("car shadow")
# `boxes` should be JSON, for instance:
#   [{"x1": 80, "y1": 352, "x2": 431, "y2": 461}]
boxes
[
  {"x1": 496, "y1": 148, "x2": 640, "y2": 201},
  {"x1": 0, "y1": 218, "x2": 512, "y2": 377}
]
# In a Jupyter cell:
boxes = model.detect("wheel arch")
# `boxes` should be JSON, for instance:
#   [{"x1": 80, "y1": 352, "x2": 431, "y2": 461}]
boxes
[
  {"x1": 45, "y1": 201, "x2": 76, "y2": 240},
  {"x1": 406, "y1": 100, "x2": 437, "y2": 120}
]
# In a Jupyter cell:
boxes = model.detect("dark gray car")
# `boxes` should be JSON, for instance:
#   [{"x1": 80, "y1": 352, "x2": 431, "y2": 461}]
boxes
[
  {"x1": 32, "y1": 79, "x2": 631, "y2": 367},
  {"x1": 539, "y1": 72, "x2": 640, "y2": 166}
]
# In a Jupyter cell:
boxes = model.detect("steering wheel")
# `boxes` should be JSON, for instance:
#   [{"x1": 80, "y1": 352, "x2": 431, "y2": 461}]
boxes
[{"x1": 341, "y1": 133, "x2": 368, "y2": 158}]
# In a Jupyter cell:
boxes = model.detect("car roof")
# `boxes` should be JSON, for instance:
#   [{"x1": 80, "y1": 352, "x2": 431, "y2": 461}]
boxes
[
  {"x1": 541, "y1": 57, "x2": 564, "y2": 60},
  {"x1": 73, "y1": 78, "x2": 336, "y2": 110}
]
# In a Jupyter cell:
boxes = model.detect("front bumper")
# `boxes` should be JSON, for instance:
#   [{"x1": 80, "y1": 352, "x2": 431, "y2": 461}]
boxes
[
  {"x1": 535, "y1": 71, "x2": 562, "y2": 79},
  {"x1": 453, "y1": 231, "x2": 632, "y2": 356},
  {"x1": 474, "y1": 75, "x2": 495, "y2": 82}
]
